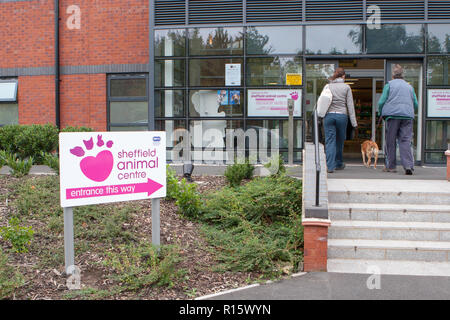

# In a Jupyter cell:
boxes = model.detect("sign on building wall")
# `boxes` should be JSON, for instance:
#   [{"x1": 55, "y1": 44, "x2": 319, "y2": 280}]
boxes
[
  {"x1": 248, "y1": 89, "x2": 302, "y2": 117},
  {"x1": 60, "y1": 132, "x2": 166, "y2": 207},
  {"x1": 427, "y1": 89, "x2": 450, "y2": 118}
]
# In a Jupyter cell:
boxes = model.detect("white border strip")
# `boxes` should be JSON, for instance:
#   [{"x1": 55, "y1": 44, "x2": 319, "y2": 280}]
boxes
[
  {"x1": 195, "y1": 272, "x2": 308, "y2": 300},
  {"x1": 195, "y1": 284, "x2": 260, "y2": 300}
]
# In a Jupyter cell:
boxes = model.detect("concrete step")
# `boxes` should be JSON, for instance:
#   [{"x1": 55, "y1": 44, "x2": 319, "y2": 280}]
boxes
[
  {"x1": 328, "y1": 239, "x2": 450, "y2": 262},
  {"x1": 329, "y1": 203, "x2": 450, "y2": 223},
  {"x1": 327, "y1": 259, "x2": 450, "y2": 277},
  {"x1": 328, "y1": 179, "x2": 450, "y2": 205},
  {"x1": 329, "y1": 221, "x2": 450, "y2": 241}
]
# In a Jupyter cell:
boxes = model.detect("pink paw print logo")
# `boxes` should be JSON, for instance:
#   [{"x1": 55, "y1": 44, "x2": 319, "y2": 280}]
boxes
[
  {"x1": 70, "y1": 135, "x2": 114, "y2": 182},
  {"x1": 290, "y1": 92, "x2": 299, "y2": 101}
]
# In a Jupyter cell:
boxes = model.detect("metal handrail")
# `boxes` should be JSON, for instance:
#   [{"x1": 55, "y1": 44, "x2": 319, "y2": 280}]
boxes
[{"x1": 313, "y1": 109, "x2": 321, "y2": 207}]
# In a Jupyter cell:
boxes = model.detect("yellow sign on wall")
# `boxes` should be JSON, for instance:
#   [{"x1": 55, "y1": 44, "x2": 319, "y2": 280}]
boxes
[{"x1": 286, "y1": 73, "x2": 302, "y2": 86}]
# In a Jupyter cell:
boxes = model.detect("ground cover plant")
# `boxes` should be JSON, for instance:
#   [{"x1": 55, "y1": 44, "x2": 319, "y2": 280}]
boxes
[
  {"x1": 0, "y1": 174, "x2": 260, "y2": 300},
  {"x1": 0, "y1": 160, "x2": 303, "y2": 299}
]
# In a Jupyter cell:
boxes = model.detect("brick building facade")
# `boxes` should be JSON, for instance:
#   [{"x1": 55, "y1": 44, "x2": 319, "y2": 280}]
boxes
[{"x1": 1, "y1": 0, "x2": 149, "y2": 131}]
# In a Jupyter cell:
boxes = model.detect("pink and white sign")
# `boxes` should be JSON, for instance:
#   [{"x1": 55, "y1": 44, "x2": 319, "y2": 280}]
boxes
[
  {"x1": 428, "y1": 89, "x2": 450, "y2": 118},
  {"x1": 248, "y1": 89, "x2": 302, "y2": 117},
  {"x1": 59, "y1": 132, "x2": 166, "y2": 207}
]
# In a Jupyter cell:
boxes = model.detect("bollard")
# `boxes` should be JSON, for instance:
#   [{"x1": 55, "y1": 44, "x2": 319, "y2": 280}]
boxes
[{"x1": 446, "y1": 149, "x2": 450, "y2": 182}]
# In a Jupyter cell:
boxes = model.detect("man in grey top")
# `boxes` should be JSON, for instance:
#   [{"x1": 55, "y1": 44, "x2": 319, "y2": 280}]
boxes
[
  {"x1": 378, "y1": 64, "x2": 418, "y2": 175},
  {"x1": 324, "y1": 68, "x2": 358, "y2": 173}
]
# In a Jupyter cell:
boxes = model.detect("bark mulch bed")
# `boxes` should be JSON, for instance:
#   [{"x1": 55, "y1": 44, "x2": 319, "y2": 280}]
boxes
[{"x1": 0, "y1": 175, "x2": 261, "y2": 300}]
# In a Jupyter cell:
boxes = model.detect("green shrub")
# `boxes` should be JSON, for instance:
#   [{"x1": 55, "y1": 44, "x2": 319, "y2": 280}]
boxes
[
  {"x1": 14, "y1": 124, "x2": 59, "y2": 164},
  {"x1": 0, "y1": 124, "x2": 59, "y2": 164},
  {"x1": 264, "y1": 154, "x2": 286, "y2": 176},
  {"x1": 200, "y1": 176, "x2": 303, "y2": 277},
  {"x1": 0, "y1": 248, "x2": 24, "y2": 299},
  {"x1": 3, "y1": 153, "x2": 33, "y2": 178},
  {"x1": 175, "y1": 179, "x2": 202, "y2": 219},
  {"x1": 0, "y1": 150, "x2": 8, "y2": 167},
  {"x1": 60, "y1": 126, "x2": 93, "y2": 133},
  {"x1": 41, "y1": 152, "x2": 59, "y2": 175},
  {"x1": 224, "y1": 159, "x2": 255, "y2": 187},
  {"x1": 0, "y1": 125, "x2": 21, "y2": 153},
  {"x1": 166, "y1": 165, "x2": 180, "y2": 200},
  {"x1": 103, "y1": 243, "x2": 184, "y2": 290},
  {"x1": 0, "y1": 217, "x2": 34, "y2": 253}
]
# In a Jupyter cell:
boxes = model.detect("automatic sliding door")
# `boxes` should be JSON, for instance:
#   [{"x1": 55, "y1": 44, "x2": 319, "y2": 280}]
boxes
[
  {"x1": 385, "y1": 61, "x2": 423, "y2": 162},
  {"x1": 305, "y1": 61, "x2": 338, "y2": 141}
]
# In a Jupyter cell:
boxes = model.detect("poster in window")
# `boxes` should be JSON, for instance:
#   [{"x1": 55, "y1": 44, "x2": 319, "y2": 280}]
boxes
[
  {"x1": 427, "y1": 89, "x2": 450, "y2": 118},
  {"x1": 225, "y1": 64, "x2": 241, "y2": 86},
  {"x1": 248, "y1": 90, "x2": 302, "y2": 117},
  {"x1": 229, "y1": 90, "x2": 240, "y2": 105},
  {"x1": 217, "y1": 90, "x2": 229, "y2": 106}
]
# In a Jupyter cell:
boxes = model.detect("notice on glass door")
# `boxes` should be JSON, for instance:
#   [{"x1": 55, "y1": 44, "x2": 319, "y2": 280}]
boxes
[
  {"x1": 428, "y1": 89, "x2": 450, "y2": 117},
  {"x1": 225, "y1": 64, "x2": 241, "y2": 86}
]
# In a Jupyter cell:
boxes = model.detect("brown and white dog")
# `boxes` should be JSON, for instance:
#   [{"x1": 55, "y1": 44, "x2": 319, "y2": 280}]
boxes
[{"x1": 361, "y1": 140, "x2": 379, "y2": 169}]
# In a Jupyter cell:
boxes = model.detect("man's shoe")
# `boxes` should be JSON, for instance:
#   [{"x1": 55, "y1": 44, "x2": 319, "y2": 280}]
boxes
[
  {"x1": 335, "y1": 164, "x2": 346, "y2": 171},
  {"x1": 327, "y1": 169, "x2": 334, "y2": 173},
  {"x1": 405, "y1": 169, "x2": 413, "y2": 175},
  {"x1": 382, "y1": 167, "x2": 397, "y2": 173}
]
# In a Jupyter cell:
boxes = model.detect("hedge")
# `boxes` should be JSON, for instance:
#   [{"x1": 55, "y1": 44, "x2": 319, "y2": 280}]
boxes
[{"x1": 0, "y1": 124, "x2": 93, "y2": 164}]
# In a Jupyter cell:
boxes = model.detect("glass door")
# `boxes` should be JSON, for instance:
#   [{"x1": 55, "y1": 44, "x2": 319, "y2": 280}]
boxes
[
  {"x1": 385, "y1": 60, "x2": 423, "y2": 162},
  {"x1": 305, "y1": 61, "x2": 338, "y2": 141}
]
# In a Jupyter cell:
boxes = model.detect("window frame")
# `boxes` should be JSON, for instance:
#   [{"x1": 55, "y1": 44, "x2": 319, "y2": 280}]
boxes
[
  {"x1": 107, "y1": 73, "x2": 149, "y2": 131},
  {"x1": 0, "y1": 79, "x2": 18, "y2": 102}
]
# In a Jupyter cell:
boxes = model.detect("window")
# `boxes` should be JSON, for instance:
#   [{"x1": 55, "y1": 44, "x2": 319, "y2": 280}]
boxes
[
  {"x1": 246, "y1": 26, "x2": 302, "y2": 55},
  {"x1": 155, "y1": 90, "x2": 185, "y2": 117},
  {"x1": 427, "y1": 57, "x2": 450, "y2": 86},
  {"x1": 427, "y1": 24, "x2": 450, "y2": 54},
  {"x1": 155, "y1": 29, "x2": 186, "y2": 57},
  {"x1": 189, "y1": 58, "x2": 243, "y2": 87},
  {"x1": 366, "y1": 24, "x2": 424, "y2": 54},
  {"x1": 189, "y1": 27, "x2": 244, "y2": 56},
  {"x1": 155, "y1": 60, "x2": 185, "y2": 87},
  {"x1": 0, "y1": 80, "x2": 18, "y2": 126},
  {"x1": 247, "y1": 57, "x2": 302, "y2": 86},
  {"x1": 189, "y1": 89, "x2": 243, "y2": 117},
  {"x1": 306, "y1": 25, "x2": 362, "y2": 55},
  {"x1": 425, "y1": 120, "x2": 449, "y2": 164},
  {"x1": 108, "y1": 74, "x2": 148, "y2": 131},
  {"x1": 0, "y1": 80, "x2": 18, "y2": 102}
]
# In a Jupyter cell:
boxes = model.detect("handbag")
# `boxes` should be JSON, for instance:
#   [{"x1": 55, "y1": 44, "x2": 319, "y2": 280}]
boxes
[
  {"x1": 316, "y1": 84, "x2": 333, "y2": 118},
  {"x1": 346, "y1": 118, "x2": 355, "y2": 140}
]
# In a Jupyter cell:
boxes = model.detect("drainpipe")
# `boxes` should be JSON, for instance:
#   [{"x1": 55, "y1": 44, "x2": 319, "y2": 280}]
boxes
[{"x1": 55, "y1": 0, "x2": 61, "y2": 129}]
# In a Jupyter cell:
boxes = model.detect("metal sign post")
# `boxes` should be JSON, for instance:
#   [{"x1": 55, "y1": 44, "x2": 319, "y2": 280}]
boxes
[
  {"x1": 151, "y1": 198, "x2": 160, "y2": 247},
  {"x1": 63, "y1": 207, "x2": 75, "y2": 275},
  {"x1": 59, "y1": 131, "x2": 166, "y2": 281},
  {"x1": 288, "y1": 99, "x2": 295, "y2": 165}
]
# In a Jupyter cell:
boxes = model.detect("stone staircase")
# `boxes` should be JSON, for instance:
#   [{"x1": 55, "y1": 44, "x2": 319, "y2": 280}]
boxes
[{"x1": 327, "y1": 179, "x2": 450, "y2": 276}]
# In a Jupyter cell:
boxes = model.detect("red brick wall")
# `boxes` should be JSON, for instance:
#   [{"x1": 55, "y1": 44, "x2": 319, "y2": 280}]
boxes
[
  {"x1": 302, "y1": 223, "x2": 330, "y2": 272},
  {"x1": 18, "y1": 75, "x2": 55, "y2": 125},
  {"x1": 1, "y1": 0, "x2": 149, "y2": 128},
  {"x1": 59, "y1": 0, "x2": 149, "y2": 66},
  {"x1": 60, "y1": 74, "x2": 107, "y2": 131},
  {"x1": 0, "y1": 1, "x2": 55, "y2": 69}
]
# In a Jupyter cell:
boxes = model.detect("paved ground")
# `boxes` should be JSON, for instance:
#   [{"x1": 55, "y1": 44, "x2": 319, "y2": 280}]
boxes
[
  {"x1": 329, "y1": 163, "x2": 446, "y2": 180},
  {"x1": 203, "y1": 272, "x2": 450, "y2": 300}
]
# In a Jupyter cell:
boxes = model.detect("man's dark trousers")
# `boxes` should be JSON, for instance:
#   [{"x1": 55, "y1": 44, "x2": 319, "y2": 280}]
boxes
[{"x1": 384, "y1": 119, "x2": 414, "y2": 170}]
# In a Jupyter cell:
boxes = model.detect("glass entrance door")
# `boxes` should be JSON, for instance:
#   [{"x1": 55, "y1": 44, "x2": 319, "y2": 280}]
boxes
[
  {"x1": 305, "y1": 61, "x2": 338, "y2": 140},
  {"x1": 385, "y1": 61, "x2": 423, "y2": 162}
]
